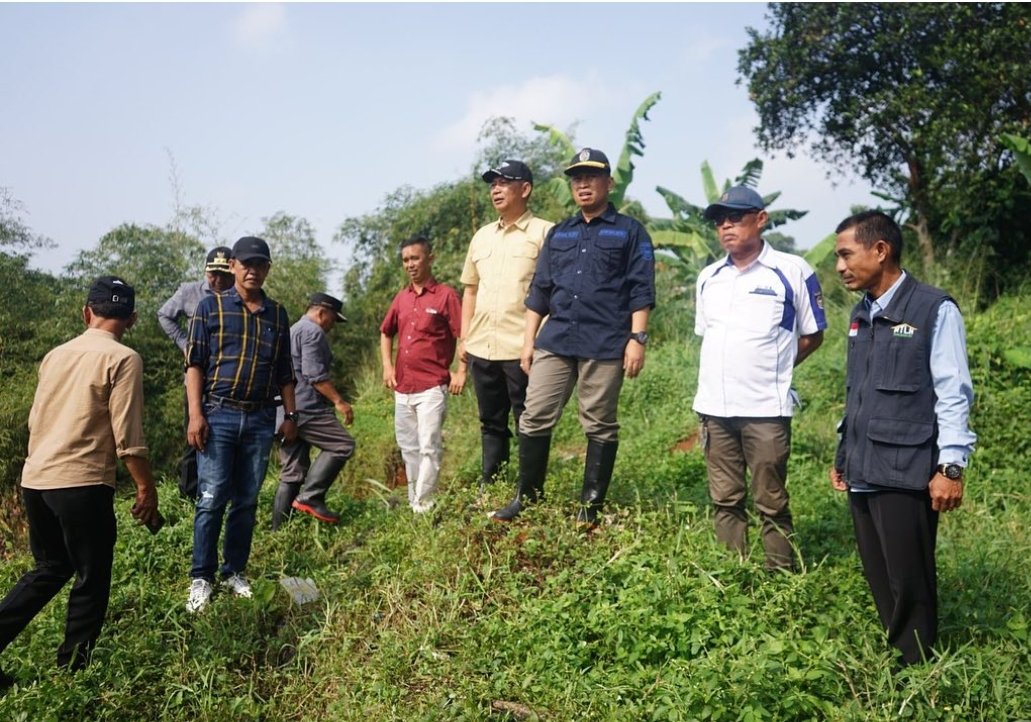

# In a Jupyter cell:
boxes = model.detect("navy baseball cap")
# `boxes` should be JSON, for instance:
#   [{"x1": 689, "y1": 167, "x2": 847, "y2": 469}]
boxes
[
  {"x1": 232, "y1": 236, "x2": 272, "y2": 263},
  {"x1": 564, "y1": 147, "x2": 611, "y2": 176},
  {"x1": 703, "y1": 186, "x2": 766, "y2": 220},
  {"x1": 482, "y1": 159, "x2": 533, "y2": 184}
]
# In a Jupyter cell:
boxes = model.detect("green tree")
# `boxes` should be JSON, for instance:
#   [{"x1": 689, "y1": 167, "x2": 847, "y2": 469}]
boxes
[
  {"x1": 738, "y1": 3, "x2": 1031, "y2": 290},
  {"x1": 0, "y1": 186, "x2": 53, "y2": 258},
  {"x1": 258, "y1": 211, "x2": 329, "y2": 321}
]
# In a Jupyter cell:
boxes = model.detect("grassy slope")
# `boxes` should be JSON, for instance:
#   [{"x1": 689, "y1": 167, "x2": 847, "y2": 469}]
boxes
[{"x1": 1, "y1": 295, "x2": 1029, "y2": 722}]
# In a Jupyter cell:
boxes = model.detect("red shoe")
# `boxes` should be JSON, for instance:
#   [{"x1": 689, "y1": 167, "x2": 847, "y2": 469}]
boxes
[{"x1": 291, "y1": 499, "x2": 340, "y2": 524}]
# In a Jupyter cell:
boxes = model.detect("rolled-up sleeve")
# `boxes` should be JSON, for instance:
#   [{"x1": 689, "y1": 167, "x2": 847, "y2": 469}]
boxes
[
  {"x1": 299, "y1": 325, "x2": 331, "y2": 385},
  {"x1": 627, "y1": 224, "x2": 656, "y2": 312},
  {"x1": 109, "y1": 353, "x2": 149, "y2": 459},
  {"x1": 185, "y1": 297, "x2": 211, "y2": 370}
]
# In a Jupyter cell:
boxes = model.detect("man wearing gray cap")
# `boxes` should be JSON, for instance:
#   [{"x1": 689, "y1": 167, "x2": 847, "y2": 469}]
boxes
[
  {"x1": 693, "y1": 186, "x2": 827, "y2": 571},
  {"x1": 184, "y1": 236, "x2": 298, "y2": 612},
  {"x1": 158, "y1": 246, "x2": 234, "y2": 499},
  {"x1": 272, "y1": 292, "x2": 356, "y2": 528},
  {"x1": 0, "y1": 276, "x2": 159, "y2": 682},
  {"x1": 460, "y1": 160, "x2": 554, "y2": 489}
]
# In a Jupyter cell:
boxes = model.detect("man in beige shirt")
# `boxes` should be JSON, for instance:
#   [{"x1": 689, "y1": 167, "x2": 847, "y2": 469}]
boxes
[
  {"x1": 460, "y1": 160, "x2": 554, "y2": 488},
  {"x1": 0, "y1": 276, "x2": 159, "y2": 685}
]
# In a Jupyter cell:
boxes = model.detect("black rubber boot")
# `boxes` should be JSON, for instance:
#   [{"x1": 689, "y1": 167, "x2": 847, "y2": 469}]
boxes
[
  {"x1": 491, "y1": 434, "x2": 551, "y2": 522},
  {"x1": 576, "y1": 440, "x2": 619, "y2": 526},
  {"x1": 272, "y1": 482, "x2": 300, "y2": 530},
  {"x1": 480, "y1": 434, "x2": 510, "y2": 487}
]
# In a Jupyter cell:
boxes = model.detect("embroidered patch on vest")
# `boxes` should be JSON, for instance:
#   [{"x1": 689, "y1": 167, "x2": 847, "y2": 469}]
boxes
[{"x1": 892, "y1": 322, "x2": 917, "y2": 338}]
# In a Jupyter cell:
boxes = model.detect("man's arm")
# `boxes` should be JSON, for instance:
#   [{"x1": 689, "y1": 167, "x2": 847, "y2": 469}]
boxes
[
  {"x1": 157, "y1": 286, "x2": 188, "y2": 351},
  {"x1": 312, "y1": 380, "x2": 354, "y2": 424},
  {"x1": 459, "y1": 285, "x2": 478, "y2": 363},
  {"x1": 185, "y1": 365, "x2": 208, "y2": 451},
  {"x1": 278, "y1": 381, "x2": 298, "y2": 443},
  {"x1": 380, "y1": 333, "x2": 397, "y2": 389},
  {"x1": 520, "y1": 309, "x2": 545, "y2": 376},
  {"x1": 623, "y1": 307, "x2": 650, "y2": 378},
  {"x1": 795, "y1": 331, "x2": 824, "y2": 366},
  {"x1": 123, "y1": 455, "x2": 159, "y2": 527}
]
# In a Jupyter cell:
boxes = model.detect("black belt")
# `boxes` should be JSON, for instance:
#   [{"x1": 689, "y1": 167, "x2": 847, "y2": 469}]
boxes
[{"x1": 206, "y1": 395, "x2": 279, "y2": 412}]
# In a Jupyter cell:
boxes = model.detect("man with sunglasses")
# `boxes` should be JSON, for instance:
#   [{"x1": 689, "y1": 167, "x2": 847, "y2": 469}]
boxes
[
  {"x1": 693, "y1": 186, "x2": 827, "y2": 571},
  {"x1": 184, "y1": 236, "x2": 298, "y2": 612}
]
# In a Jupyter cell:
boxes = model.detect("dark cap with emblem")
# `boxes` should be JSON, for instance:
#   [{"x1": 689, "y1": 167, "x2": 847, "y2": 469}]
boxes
[
  {"x1": 205, "y1": 246, "x2": 232, "y2": 273},
  {"x1": 87, "y1": 275, "x2": 135, "y2": 318},
  {"x1": 703, "y1": 186, "x2": 766, "y2": 220},
  {"x1": 232, "y1": 236, "x2": 272, "y2": 263},
  {"x1": 309, "y1": 292, "x2": 347, "y2": 322},
  {"x1": 564, "y1": 147, "x2": 611, "y2": 176},
  {"x1": 482, "y1": 159, "x2": 533, "y2": 184}
]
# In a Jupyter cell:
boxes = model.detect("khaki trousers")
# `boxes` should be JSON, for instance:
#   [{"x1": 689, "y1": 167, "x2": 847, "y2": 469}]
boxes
[{"x1": 519, "y1": 350, "x2": 624, "y2": 442}]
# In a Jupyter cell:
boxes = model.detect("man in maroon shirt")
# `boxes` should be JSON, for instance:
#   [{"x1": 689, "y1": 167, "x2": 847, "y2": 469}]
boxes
[{"x1": 380, "y1": 236, "x2": 465, "y2": 512}]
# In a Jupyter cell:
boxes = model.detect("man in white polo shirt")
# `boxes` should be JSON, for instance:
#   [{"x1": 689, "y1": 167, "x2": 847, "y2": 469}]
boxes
[
  {"x1": 693, "y1": 186, "x2": 826, "y2": 571},
  {"x1": 460, "y1": 160, "x2": 553, "y2": 489}
]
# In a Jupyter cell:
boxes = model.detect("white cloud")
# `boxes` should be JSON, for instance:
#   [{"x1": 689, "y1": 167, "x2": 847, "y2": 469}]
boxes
[
  {"x1": 231, "y1": 4, "x2": 287, "y2": 48},
  {"x1": 432, "y1": 73, "x2": 618, "y2": 155}
]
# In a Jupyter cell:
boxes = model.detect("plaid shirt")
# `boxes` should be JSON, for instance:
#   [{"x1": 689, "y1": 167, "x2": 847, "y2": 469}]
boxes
[{"x1": 185, "y1": 287, "x2": 294, "y2": 403}]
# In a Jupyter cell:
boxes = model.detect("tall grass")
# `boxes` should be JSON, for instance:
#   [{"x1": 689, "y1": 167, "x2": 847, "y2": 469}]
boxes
[{"x1": 0, "y1": 292, "x2": 1029, "y2": 721}]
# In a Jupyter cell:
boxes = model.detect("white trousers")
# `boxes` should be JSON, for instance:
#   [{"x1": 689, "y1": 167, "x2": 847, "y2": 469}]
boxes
[{"x1": 393, "y1": 385, "x2": 448, "y2": 512}]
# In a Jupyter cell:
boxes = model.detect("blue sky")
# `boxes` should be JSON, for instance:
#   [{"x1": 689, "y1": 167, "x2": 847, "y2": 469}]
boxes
[{"x1": 1, "y1": 3, "x2": 877, "y2": 280}]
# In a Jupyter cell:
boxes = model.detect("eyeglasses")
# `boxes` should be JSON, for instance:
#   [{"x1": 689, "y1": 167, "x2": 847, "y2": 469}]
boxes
[{"x1": 711, "y1": 210, "x2": 757, "y2": 227}]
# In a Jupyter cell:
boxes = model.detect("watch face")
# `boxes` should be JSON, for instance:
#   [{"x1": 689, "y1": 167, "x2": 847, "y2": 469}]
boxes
[{"x1": 942, "y1": 464, "x2": 963, "y2": 479}]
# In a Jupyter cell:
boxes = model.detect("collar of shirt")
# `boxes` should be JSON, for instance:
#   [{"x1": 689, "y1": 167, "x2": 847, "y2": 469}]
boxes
[
  {"x1": 719, "y1": 238, "x2": 771, "y2": 273},
  {"x1": 572, "y1": 203, "x2": 618, "y2": 226},
  {"x1": 83, "y1": 327, "x2": 118, "y2": 341},
  {"x1": 405, "y1": 277, "x2": 440, "y2": 297},
  {"x1": 225, "y1": 285, "x2": 268, "y2": 312},
  {"x1": 863, "y1": 270, "x2": 908, "y2": 319},
  {"x1": 497, "y1": 209, "x2": 535, "y2": 232}
]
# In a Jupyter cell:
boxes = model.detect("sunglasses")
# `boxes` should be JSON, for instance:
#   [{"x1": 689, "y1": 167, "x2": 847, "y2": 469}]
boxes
[{"x1": 711, "y1": 210, "x2": 758, "y2": 226}]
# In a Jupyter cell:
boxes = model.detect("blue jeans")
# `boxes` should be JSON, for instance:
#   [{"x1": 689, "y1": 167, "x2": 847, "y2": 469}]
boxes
[{"x1": 191, "y1": 405, "x2": 276, "y2": 581}]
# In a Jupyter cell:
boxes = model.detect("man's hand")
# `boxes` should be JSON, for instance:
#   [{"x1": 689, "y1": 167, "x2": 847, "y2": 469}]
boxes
[
  {"x1": 383, "y1": 364, "x2": 397, "y2": 390},
  {"x1": 130, "y1": 483, "x2": 159, "y2": 528},
  {"x1": 623, "y1": 339, "x2": 645, "y2": 378},
  {"x1": 929, "y1": 472, "x2": 964, "y2": 512},
  {"x1": 449, "y1": 368, "x2": 467, "y2": 395},
  {"x1": 520, "y1": 341, "x2": 535, "y2": 376},
  {"x1": 278, "y1": 418, "x2": 298, "y2": 443},
  {"x1": 458, "y1": 339, "x2": 468, "y2": 365},
  {"x1": 828, "y1": 468, "x2": 848, "y2": 492},
  {"x1": 335, "y1": 400, "x2": 354, "y2": 425},
  {"x1": 187, "y1": 414, "x2": 209, "y2": 451}
]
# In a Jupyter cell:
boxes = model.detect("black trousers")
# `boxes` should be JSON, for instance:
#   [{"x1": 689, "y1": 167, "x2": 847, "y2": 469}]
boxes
[
  {"x1": 468, "y1": 355, "x2": 529, "y2": 439},
  {"x1": 0, "y1": 485, "x2": 116, "y2": 670},
  {"x1": 849, "y1": 489, "x2": 939, "y2": 665}
]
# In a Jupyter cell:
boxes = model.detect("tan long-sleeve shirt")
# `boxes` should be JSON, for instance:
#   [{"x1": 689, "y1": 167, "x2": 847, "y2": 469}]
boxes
[{"x1": 22, "y1": 328, "x2": 148, "y2": 490}]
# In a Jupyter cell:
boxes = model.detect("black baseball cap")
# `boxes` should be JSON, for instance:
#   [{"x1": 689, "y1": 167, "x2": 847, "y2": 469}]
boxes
[
  {"x1": 482, "y1": 159, "x2": 533, "y2": 184},
  {"x1": 564, "y1": 147, "x2": 611, "y2": 176},
  {"x1": 87, "y1": 275, "x2": 135, "y2": 318},
  {"x1": 310, "y1": 292, "x2": 347, "y2": 322},
  {"x1": 205, "y1": 246, "x2": 232, "y2": 273},
  {"x1": 232, "y1": 236, "x2": 272, "y2": 263},
  {"x1": 703, "y1": 186, "x2": 766, "y2": 220}
]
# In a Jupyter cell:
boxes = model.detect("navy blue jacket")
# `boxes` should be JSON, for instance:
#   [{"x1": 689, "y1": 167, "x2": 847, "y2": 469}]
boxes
[{"x1": 525, "y1": 204, "x2": 655, "y2": 360}]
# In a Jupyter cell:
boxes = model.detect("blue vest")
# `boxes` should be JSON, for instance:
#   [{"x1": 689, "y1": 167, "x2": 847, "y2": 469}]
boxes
[{"x1": 839, "y1": 275, "x2": 952, "y2": 490}]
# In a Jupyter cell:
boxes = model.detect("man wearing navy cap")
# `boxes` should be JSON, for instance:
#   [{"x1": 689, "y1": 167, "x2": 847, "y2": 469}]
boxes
[
  {"x1": 693, "y1": 186, "x2": 827, "y2": 571},
  {"x1": 490, "y1": 148, "x2": 655, "y2": 526},
  {"x1": 460, "y1": 160, "x2": 554, "y2": 489},
  {"x1": 158, "y1": 246, "x2": 234, "y2": 499},
  {"x1": 272, "y1": 292, "x2": 356, "y2": 528},
  {"x1": 0, "y1": 276, "x2": 159, "y2": 682},
  {"x1": 184, "y1": 236, "x2": 298, "y2": 612}
]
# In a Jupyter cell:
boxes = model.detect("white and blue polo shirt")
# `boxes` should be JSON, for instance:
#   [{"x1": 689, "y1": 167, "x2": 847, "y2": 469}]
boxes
[{"x1": 692, "y1": 241, "x2": 827, "y2": 418}]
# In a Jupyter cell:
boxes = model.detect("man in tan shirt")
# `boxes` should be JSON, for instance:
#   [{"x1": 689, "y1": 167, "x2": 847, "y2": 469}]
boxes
[
  {"x1": 0, "y1": 276, "x2": 159, "y2": 684},
  {"x1": 460, "y1": 160, "x2": 554, "y2": 488}
]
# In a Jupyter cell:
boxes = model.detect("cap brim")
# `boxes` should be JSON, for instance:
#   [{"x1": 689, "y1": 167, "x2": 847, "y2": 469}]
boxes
[
  {"x1": 564, "y1": 161, "x2": 610, "y2": 176},
  {"x1": 206, "y1": 264, "x2": 232, "y2": 273},
  {"x1": 702, "y1": 202, "x2": 763, "y2": 220},
  {"x1": 233, "y1": 253, "x2": 271, "y2": 263}
]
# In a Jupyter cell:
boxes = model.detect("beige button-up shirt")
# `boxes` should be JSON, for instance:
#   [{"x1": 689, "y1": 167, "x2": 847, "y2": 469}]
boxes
[
  {"x1": 22, "y1": 328, "x2": 148, "y2": 491},
  {"x1": 461, "y1": 210, "x2": 554, "y2": 360}
]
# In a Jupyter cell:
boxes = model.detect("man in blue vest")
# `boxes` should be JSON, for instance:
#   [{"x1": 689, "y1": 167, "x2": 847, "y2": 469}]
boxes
[{"x1": 830, "y1": 210, "x2": 975, "y2": 666}]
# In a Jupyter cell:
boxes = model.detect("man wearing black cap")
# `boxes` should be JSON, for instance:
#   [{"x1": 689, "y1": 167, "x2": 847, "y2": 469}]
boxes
[
  {"x1": 272, "y1": 292, "x2": 356, "y2": 528},
  {"x1": 184, "y1": 236, "x2": 298, "y2": 613},
  {"x1": 460, "y1": 160, "x2": 554, "y2": 489},
  {"x1": 0, "y1": 276, "x2": 160, "y2": 683},
  {"x1": 491, "y1": 148, "x2": 655, "y2": 526},
  {"x1": 693, "y1": 186, "x2": 827, "y2": 571},
  {"x1": 158, "y1": 246, "x2": 235, "y2": 499}
]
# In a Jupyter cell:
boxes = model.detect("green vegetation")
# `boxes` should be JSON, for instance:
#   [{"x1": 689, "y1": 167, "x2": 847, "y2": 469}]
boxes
[{"x1": 1, "y1": 275, "x2": 1029, "y2": 719}]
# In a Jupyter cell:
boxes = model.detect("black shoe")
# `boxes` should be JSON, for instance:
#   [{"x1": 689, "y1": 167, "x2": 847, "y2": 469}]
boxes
[
  {"x1": 272, "y1": 482, "x2": 300, "y2": 530},
  {"x1": 575, "y1": 440, "x2": 618, "y2": 526},
  {"x1": 490, "y1": 434, "x2": 551, "y2": 522},
  {"x1": 480, "y1": 434, "x2": 510, "y2": 487},
  {"x1": 292, "y1": 499, "x2": 341, "y2": 524},
  {"x1": 490, "y1": 498, "x2": 524, "y2": 522}
]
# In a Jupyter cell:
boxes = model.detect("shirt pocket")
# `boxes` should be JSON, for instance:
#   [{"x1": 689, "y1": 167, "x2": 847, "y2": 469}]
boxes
[
  {"x1": 592, "y1": 235, "x2": 626, "y2": 281},
  {"x1": 733, "y1": 289, "x2": 785, "y2": 337},
  {"x1": 548, "y1": 233, "x2": 579, "y2": 279},
  {"x1": 511, "y1": 241, "x2": 540, "y2": 282},
  {"x1": 863, "y1": 417, "x2": 935, "y2": 488}
]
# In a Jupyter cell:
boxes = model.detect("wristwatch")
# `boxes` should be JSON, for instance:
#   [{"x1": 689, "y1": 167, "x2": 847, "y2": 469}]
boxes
[
  {"x1": 629, "y1": 331, "x2": 649, "y2": 346},
  {"x1": 937, "y1": 463, "x2": 963, "y2": 480},
  {"x1": 284, "y1": 411, "x2": 300, "y2": 423}
]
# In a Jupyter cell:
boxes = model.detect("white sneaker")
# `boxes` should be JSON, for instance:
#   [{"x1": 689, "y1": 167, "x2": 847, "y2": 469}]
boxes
[
  {"x1": 186, "y1": 578, "x2": 213, "y2": 613},
  {"x1": 221, "y1": 573, "x2": 253, "y2": 598}
]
